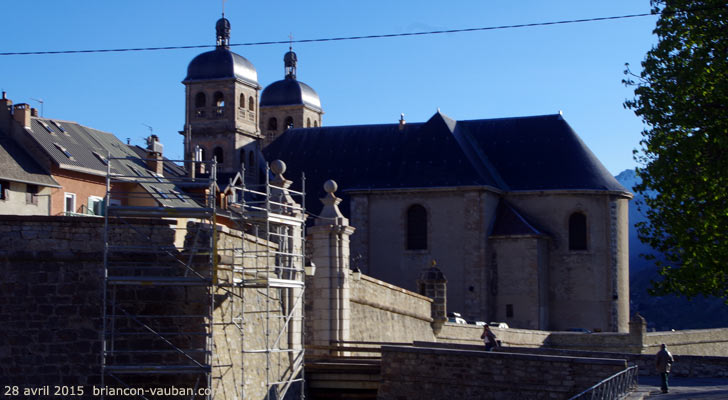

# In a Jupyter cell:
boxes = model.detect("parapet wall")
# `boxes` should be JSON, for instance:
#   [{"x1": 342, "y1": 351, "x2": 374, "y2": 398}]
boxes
[
  {"x1": 377, "y1": 345, "x2": 627, "y2": 400},
  {"x1": 349, "y1": 274, "x2": 435, "y2": 343},
  {"x1": 644, "y1": 329, "x2": 728, "y2": 356}
]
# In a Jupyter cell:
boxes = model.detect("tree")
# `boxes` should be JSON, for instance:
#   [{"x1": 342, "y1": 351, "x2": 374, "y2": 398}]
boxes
[{"x1": 624, "y1": 0, "x2": 728, "y2": 300}]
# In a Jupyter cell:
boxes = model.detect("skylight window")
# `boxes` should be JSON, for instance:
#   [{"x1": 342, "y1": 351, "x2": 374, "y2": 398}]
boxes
[
  {"x1": 39, "y1": 121, "x2": 55, "y2": 134},
  {"x1": 92, "y1": 151, "x2": 108, "y2": 165},
  {"x1": 152, "y1": 186, "x2": 169, "y2": 200},
  {"x1": 53, "y1": 142, "x2": 73, "y2": 159},
  {"x1": 171, "y1": 190, "x2": 187, "y2": 202},
  {"x1": 51, "y1": 120, "x2": 68, "y2": 135}
]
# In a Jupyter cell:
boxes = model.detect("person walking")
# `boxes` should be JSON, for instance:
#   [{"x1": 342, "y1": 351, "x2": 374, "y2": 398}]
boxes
[
  {"x1": 481, "y1": 325, "x2": 498, "y2": 351},
  {"x1": 656, "y1": 343, "x2": 674, "y2": 393}
]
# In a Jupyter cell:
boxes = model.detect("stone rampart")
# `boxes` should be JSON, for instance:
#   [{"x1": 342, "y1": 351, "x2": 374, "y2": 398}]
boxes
[
  {"x1": 377, "y1": 345, "x2": 627, "y2": 400},
  {"x1": 644, "y1": 329, "x2": 728, "y2": 356},
  {"x1": 349, "y1": 274, "x2": 435, "y2": 343}
]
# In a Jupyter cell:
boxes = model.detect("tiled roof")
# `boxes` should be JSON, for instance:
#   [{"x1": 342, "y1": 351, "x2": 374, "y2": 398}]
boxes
[
  {"x1": 263, "y1": 111, "x2": 629, "y2": 217},
  {"x1": 0, "y1": 135, "x2": 59, "y2": 187}
]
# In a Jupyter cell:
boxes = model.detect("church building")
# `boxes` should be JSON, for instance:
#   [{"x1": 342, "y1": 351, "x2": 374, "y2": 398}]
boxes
[{"x1": 181, "y1": 17, "x2": 632, "y2": 333}]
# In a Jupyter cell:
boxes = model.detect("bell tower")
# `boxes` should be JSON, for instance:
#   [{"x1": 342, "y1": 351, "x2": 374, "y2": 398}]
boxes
[{"x1": 182, "y1": 16, "x2": 262, "y2": 175}]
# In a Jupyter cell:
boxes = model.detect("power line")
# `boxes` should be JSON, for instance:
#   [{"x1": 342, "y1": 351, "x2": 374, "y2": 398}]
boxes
[{"x1": 0, "y1": 12, "x2": 657, "y2": 57}]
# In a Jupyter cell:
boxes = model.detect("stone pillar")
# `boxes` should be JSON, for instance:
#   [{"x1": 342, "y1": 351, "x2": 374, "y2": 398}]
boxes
[
  {"x1": 417, "y1": 261, "x2": 448, "y2": 335},
  {"x1": 309, "y1": 180, "x2": 355, "y2": 355},
  {"x1": 629, "y1": 313, "x2": 647, "y2": 352}
]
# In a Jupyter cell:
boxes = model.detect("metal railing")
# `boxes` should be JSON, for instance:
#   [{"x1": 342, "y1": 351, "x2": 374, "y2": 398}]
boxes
[{"x1": 568, "y1": 365, "x2": 639, "y2": 400}]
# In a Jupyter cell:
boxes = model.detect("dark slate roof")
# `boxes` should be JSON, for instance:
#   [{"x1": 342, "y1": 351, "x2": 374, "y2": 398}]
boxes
[
  {"x1": 489, "y1": 201, "x2": 544, "y2": 237},
  {"x1": 260, "y1": 78, "x2": 322, "y2": 111},
  {"x1": 0, "y1": 135, "x2": 59, "y2": 187},
  {"x1": 184, "y1": 48, "x2": 259, "y2": 87},
  {"x1": 263, "y1": 112, "x2": 629, "y2": 217},
  {"x1": 23, "y1": 117, "x2": 196, "y2": 208}
]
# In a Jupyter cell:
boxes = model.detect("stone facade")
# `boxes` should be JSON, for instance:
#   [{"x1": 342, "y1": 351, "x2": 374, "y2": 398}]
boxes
[
  {"x1": 259, "y1": 105, "x2": 322, "y2": 147},
  {"x1": 350, "y1": 188, "x2": 631, "y2": 333}
]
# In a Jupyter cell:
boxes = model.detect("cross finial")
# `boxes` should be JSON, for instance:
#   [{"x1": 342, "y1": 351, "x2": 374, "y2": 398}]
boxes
[
  {"x1": 288, "y1": 33, "x2": 294, "y2": 51},
  {"x1": 222, "y1": 0, "x2": 227, "y2": 16}
]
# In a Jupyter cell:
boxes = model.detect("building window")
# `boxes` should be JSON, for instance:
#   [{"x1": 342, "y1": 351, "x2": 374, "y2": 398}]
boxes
[
  {"x1": 26, "y1": 184, "x2": 38, "y2": 205},
  {"x1": 506, "y1": 304, "x2": 514, "y2": 318},
  {"x1": 214, "y1": 91, "x2": 225, "y2": 116},
  {"x1": 306, "y1": 118, "x2": 311, "y2": 128},
  {"x1": 248, "y1": 96, "x2": 255, "y2": 111},
  {"x1": 406, "y1": 204, "x2": 427, "y2": 250},
  {"x1": 88, "y1": 196, "x2": 104, "y2": 216},
  {"x1": 569, "y1": 212, "x2": 588, "y2": 250},
  {"x1": 268, "y1": 117, "x2": 278, "y2": 131},
  {"x1": 284, "y1": 116, "x2": 294, "y2": 130},
  {"x1": 213, "y1": 147, "x2": 224, "y2": 164},
  {"x1": 64, "y1": 193, "x2": 76, "y2": 214},
  {"x1": 240, "y1": 149, "x2": 246, "y2": 170},
  {"x1": 0, "y1": 180, "x2": 9, "y2": 200},
  {"x1": 239, "y1": 93, "x2": 245, "y2": 108},
  {"x1": 195, "y1": 92, "x2": 206, "y2": 108}
]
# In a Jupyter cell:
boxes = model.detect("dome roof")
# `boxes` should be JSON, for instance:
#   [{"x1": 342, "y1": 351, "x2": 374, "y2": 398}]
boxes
[
  {"x1": 184, "y1": 49, "x2": 259, "y2": 86},
  {"x1": 260, "y1": 79, "x2": 321, "y2": 111}
]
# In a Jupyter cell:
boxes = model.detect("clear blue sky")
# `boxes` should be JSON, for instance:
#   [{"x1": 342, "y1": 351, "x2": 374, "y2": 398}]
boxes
[{"x1": 0, "y1": 0, "x2": 657, "y2": 175}]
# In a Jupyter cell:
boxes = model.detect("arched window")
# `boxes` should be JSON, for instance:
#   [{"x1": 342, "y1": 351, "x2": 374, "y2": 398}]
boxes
[
  {"x1": 239, "y1": 94, "x2": 245, "y2": 108},
  {"x1": 568, "y1": 212, "x2": 587, "y2": 250},
  {"x1": 406, "y1": 204, "x2": 427, "y2": 250},
  {"x1": 248, "y1": 96, "x2": 255, "y2": 111},
  {"x1": 213, "y1": 92, "x2": 225, "y2": 107},
  {"x1": 268, "y1": 117, "x2": 278, "y2": 131},
  {"x1": 284, "y1": 116, "x2": 294, "y2": 130},
  {"x1": 213, "y1": 147, "x2": 224, "y2": 164},
  {"x1": 306, "y1": 118, "x2": 311, "y2": 128},
  {"x1": 314, "y1": 120, "x2": 318, "y2": 127},
  {"x1": 248, "y1": 151, "x2": 255, "y2": 170},
  {"x1": 195, "y1": 92, "x2": 206, "y2": 108},
  {"x1": 240, "y1": 149, "x2": 246, "y2": 169}
]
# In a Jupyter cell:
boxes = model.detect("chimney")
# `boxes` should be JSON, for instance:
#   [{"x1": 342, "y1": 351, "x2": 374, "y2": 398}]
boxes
[
  {"x1": 31, "y1": 108, "x2": 39, "y2": 117},
  {"x1": 0, "y1": 91, "x2": 12, "y2": 112},
  {"x1": 13, "y1": 104, "x2": 31, "y2": 128},
  {"x1": 399, "y1": 113, "x2": 406, "y2": 131},
  {"x1": 145, "y1": 135, "x2": 164, "y2": 176}
]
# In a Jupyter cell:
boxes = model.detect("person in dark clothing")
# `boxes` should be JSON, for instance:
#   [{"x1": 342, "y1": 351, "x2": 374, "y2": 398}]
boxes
[
  {"x1": 481, "y1": 325, "x2": 498, "y2": 351},
  {"x1": 656, "y1": 343, "x2": 674, "y2": 393}
]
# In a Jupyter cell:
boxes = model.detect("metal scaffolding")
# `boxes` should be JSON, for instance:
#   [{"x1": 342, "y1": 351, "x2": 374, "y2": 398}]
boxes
[
  {"x1": 219, "y1": 165, "x2": 307, "y2": 400},
  {"x1": 102, "y1": 156, "x2": 306, "y2": 400},
  {"x1": 102, "y1": 157, "x2": 217, "y2": 398}
]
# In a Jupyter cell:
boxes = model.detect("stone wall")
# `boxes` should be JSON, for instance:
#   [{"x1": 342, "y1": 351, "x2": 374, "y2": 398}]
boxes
[
  {"x1": 644, "y1": 329, "x2": 728, "y2": 356},
  {"x1": 349, "y1": 274, "x2": 435, "y2": 343},
  {"x1": 0, "y1": 216, "x2": 297, "y2": 400},
  {"x1": 377, "y1": 345, "x2": 627, "y2": 400}
]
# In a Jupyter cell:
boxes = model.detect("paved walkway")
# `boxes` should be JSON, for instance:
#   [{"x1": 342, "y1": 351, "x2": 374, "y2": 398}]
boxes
[{"x1": 627, "y1": 376, "x2": 728, "y2": 399}]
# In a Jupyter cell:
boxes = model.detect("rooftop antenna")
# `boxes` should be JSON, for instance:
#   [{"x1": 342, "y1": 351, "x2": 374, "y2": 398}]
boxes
[
  {"x1": 30, "y1": 98, "x2": 44, "y2": 117},
  {"x1": 142, "y1": 123, "x2": 154, "y2": 135},
  {"x1": 289, "y1": 32, "x2": 294, "y2": 51}
]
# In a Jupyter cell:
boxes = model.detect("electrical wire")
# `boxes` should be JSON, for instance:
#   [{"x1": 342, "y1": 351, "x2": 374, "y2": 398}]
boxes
[{"x1": 0, "y1": 12, "x2": 656, "y2": 57}]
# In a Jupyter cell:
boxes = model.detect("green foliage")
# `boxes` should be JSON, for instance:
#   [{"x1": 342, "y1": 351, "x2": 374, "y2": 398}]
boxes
[{"x1": 624, "y1": 0, "x2": 728, "y2": 300}]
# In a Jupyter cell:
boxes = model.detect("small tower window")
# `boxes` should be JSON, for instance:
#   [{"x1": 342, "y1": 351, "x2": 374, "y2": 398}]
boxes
[
  {"x1": 239, "y1": 94, "x2": 245, "y2": 108},
  {"x1": 213, "y1": 147, "x2": 224, "y2": 164},
  {"x1": 284, "y1": 116, "x2": 294, "y2": 130},
  {"x1": 214, "y1": 92, "x2": 225, "y2": 116},
  {"x1": 306, "y1": 118, "x2": 311, "y2": 128},
  {"x1": 314, "y1": 120, "x2": 318, "y2": 127},
  {"x1": 406, "y1": 204, "x2": 428, "y2": 250},
  {"x1": 268, "y1": 117, "x2": 278, "y2": 131},
  {"x1": 248, "y1": 96, "x2": 255, "y2": 111},
  {"x1": 195, "y1": 92, "x2": 206, "y2": 108},
  {"x1": 240, "y1": 149, "x2": 246, "y2": 170},
  {"x1": 569, "y1": 212, "x2": 588, "y2": 250},
  {"x1": 248, "y1": 151, "x2": 255, "y2": 170}
]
